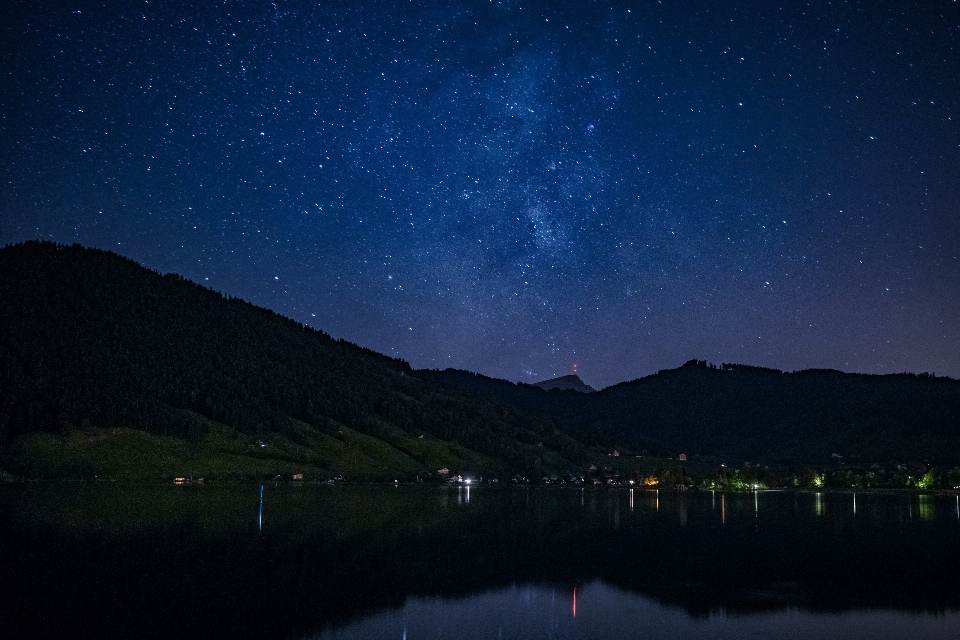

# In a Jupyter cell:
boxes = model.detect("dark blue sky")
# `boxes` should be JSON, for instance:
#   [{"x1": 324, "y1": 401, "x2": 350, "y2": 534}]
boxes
[{"x1": 3, "y1": 0, "x2": 959, "y2": 387}]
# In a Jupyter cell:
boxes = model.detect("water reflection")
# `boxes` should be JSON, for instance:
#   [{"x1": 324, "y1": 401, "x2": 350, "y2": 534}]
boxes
[
  {"x1": 313, "y1": 581, "x2": 960, "y2": 640},
  {"x1": 258, "y1": 484, "x2": 264, "y2": 531},
  {"x1": 4, "y1": 486, "x2": 960, "y2": 640}
]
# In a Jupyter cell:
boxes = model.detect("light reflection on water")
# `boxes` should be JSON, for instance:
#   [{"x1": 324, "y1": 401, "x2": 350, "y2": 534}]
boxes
[
  {"x1": 6, "y1": 485, "x2": 960, "y2": 639},
  {"x1": 314, "y1": 581, "x2": 960, "y2": 640}
]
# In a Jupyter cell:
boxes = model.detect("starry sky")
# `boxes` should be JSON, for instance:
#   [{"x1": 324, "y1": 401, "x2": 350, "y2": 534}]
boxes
[{"x1": 3, "y1": 0, "x2": 959, "y2": 388}]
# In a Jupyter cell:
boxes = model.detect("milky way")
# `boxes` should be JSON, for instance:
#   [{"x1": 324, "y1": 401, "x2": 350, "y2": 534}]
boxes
[{"x1": 3, "y1": 1, "x2": 959, "y2": 387}]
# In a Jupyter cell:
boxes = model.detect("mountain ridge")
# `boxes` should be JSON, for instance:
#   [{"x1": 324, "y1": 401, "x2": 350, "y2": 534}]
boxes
[
  {"x1": 3, "y1": 241, "x2": 960, "y2": 480},
  {"x1": 532, "y1": 374, "x2": 596, "y2": 393},
  {"x1": 0, "y1": 241, "x2": 583, "y2": 480}
]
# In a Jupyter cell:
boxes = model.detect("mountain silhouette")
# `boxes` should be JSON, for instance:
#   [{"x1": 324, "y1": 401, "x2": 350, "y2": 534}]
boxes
[
  {"x1": 533, "y1": 375, "x2": 596, "y2": 393},
  {"x1": 3, "y1": 241, "x2": 960, "y2": 481},
  {"x1": 0, "y1": 241, "x2": 585, "y2": 480}
]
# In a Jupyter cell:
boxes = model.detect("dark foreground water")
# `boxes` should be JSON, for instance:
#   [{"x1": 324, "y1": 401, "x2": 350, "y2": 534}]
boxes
[{"x1": 2, "y1": 484, "x2": 960, "y2": 639}]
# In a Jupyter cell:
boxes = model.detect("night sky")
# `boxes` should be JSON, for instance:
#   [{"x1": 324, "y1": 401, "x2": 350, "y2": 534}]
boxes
[{"x1": 3, "y1": 1, "x2": 959, "y2": 388}]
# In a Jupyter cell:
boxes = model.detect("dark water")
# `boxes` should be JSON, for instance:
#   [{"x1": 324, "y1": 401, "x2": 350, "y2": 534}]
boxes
[{"x1": 2, "y1": 484, "x2": 960, "y2": 639}]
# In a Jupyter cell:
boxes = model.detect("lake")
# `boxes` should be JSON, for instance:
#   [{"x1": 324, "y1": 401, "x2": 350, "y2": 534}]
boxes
[{"x1": 2, "y1": 484, "x2": 960, "y2": 639}]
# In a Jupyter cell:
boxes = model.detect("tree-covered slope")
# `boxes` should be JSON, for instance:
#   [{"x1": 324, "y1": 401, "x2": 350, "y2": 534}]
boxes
[
  {"x1": 582, "y1": 361, "x2": 960, "y2": 462},
  {"x1": 0, "y1": 242, "x2": 581, "y2": 479},
  {"x1": 418, "y1": 361, "x2": 960, "y2": 464},
  {"x1": 3, "y1": 241, "x2": 959, "y2": 480}
]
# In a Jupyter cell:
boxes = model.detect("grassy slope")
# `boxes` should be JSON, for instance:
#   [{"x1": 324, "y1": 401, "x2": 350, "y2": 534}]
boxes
[{"x1": 3, "y1": 409, "x2": 506, "y2": 482}]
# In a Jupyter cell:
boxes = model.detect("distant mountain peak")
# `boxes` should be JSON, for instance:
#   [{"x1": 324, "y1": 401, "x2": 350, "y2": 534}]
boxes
[{"x1": 533, "y1": 374, "x2": 596, "y2": 393}]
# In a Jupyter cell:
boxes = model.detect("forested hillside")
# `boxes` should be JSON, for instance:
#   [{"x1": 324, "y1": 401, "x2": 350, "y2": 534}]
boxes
[
  {"x1": 420, "y1": 361, "x2": 960, "y2": 464},
  {"x1": 3, "y1": 241, "x2": 959, "y2": 481},
  {"x1": 0, "y1": 241, "x2": 581, "y2": 479},
  {"x1": 595, "y1": 362, "x2": 960, "y2": 463}
]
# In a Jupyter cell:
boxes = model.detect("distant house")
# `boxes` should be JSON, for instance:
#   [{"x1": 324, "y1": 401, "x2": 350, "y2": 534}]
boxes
[
  {"x1": 678, "y1": 454, "x2": 687, "y2": 461},
  {"x1": 292, "y1": 473, "x2": 304, "y2": 481},
  {"x1": 611, "y1": 450, "x2": 620, "y2": 457},
  {"x1": 437, "y1": 468, "x2": 450, "y2": 476}
]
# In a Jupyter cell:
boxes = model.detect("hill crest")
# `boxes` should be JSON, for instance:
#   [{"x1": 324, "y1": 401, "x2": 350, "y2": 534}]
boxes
[
  {"x1": 4, "y1": 241, "x2": 960, "y2": 478},
  {"x1": 533, "y1": 375, "x2": 596, "y2": 393}
]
